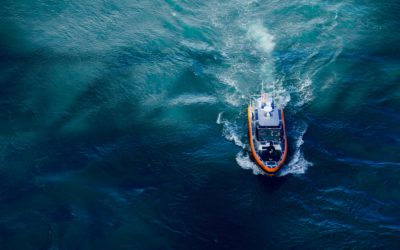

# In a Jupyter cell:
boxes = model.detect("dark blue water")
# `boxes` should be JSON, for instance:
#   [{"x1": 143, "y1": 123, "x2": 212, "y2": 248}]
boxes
[{"x1": 1, "y1": 0, "x2": 400, "y2": 249}]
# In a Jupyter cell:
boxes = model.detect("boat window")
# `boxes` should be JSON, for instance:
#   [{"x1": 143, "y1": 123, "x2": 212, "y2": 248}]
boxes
[{"x1": 256, "y1": 128, "x2": 281, "y2": 142}]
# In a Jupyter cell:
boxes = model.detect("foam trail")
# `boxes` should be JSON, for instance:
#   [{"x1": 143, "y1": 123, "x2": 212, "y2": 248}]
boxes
[
  {"x1": 216, "y1": 112, "x2": 223, "y2": 125},
  {"x1": 217, "y1": 113, "x2": 246, "y2": 149},
  {"x1": 247, "y1": 23, "x2": 276, "y2": 54},
  {"x1": 247, "y1": 22, "x2": 291, "y2": 106},
  {"x1": 295, "y1": 76, "x2": 314, "y2": 108},
  {"x1": 223, "y1": 121, "x2": 246, "y2": 149},
  {"x1": 248, "y1": 22, "x2": 276, "y2": 85},
  {"x1": 279, "y1": 122, "x2": 313, "y2": 176},
  {"x1": 236, "y1": 151, "x2": 265, "y2": 175},
  {"x1": 169, "y1": 94, "x2": 217, "y2": 106},
  {"x1": 216, "y1": 65, "x2": 246, "y2": 107}
]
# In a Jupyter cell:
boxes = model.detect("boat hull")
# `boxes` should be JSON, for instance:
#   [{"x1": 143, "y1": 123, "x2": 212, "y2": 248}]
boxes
[{"x1": 247, "y1": 106, "x2": 288, "y2": 174}]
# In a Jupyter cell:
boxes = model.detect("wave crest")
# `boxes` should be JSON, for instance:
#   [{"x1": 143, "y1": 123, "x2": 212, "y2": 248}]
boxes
[
  {"x1": 236, "y1": 151, "x2": 265, "y2": 175},
  {"x1": 279, "y1": 122, "x2": 312, "y2": 176},
  {"x1": 216, "y1": 112, "x2": 246, "y2": 149}
]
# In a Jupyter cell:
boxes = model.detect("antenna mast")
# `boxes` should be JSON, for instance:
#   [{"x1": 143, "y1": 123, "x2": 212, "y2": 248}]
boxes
[{"x1": 261, "y1": 80, "x2": 264, "y2": 95}]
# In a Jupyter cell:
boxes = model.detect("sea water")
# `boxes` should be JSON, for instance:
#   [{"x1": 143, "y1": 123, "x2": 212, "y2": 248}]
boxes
[{"x1": 0, "y1": 0, "x2": 400, "y2": 249}]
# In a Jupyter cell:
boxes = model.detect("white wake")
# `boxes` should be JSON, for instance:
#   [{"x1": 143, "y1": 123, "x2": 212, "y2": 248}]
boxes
[{"x1": 279, "y1": 122, "x2": 313, "y2": 176}]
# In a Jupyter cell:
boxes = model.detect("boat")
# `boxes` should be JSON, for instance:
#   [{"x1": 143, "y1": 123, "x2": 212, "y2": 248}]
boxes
[{"x1": 247, "y1": 93, "x2": 288, "y2": 174}]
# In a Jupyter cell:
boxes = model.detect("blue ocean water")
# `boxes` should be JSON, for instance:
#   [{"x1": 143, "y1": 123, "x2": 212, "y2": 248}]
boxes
[{"x1": 1, "y1": 0, "x2": 400, "y2": 249}]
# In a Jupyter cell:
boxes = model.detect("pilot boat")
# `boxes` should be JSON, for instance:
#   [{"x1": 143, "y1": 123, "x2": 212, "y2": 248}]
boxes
[{"x1": 247, "y1": 93, "x2": 288, "y2": 174}]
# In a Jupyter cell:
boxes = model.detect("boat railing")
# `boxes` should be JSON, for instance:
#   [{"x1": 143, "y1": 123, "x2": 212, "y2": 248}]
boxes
[{"x1": 250, "y1": 94, "x2": 285, "y2": 109}]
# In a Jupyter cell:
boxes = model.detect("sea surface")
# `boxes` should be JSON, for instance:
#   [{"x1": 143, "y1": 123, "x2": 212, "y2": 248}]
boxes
[{"x1": 1, "y1": 0, "x2": 400, "y2": 249}]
